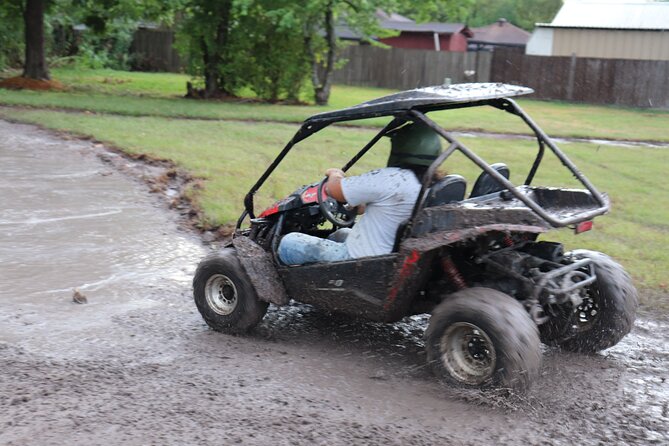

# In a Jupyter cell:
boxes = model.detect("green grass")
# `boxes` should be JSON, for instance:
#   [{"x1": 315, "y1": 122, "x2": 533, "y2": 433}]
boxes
[
  {"x1": 2, "y1": 106, "x2": 667, "y2": 298},
  {"x1": 51, "y1": 68, "x2": 191, "y2": 97},
  {"x1": 2, "y1": 67, "x2": 669, "y2": 142}
]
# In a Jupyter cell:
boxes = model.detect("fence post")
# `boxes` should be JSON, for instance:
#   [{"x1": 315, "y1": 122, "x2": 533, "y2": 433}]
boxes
[{"x1": 566, "y1": 52, "x2": 577, "y2": 101}]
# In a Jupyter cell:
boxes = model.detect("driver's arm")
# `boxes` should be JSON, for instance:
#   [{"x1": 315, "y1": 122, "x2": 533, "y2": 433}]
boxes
[{"x1": 324, "y1": 168, "x2": 346, "y2": 202}]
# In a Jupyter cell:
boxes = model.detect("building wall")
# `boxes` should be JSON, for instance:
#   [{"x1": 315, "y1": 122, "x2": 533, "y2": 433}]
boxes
[
  {"x1": 447, "y1": 33, "x2": 469, "y2": 52},
  {"x1": 552, "y1": 29, "x2": 669, "y2": 61},
  {"x1": 526, "y1": 28, "x2": 554, "y2": 56},
  {"x1": 379, "y1": 32, "x2": 468, "y2": 52}
]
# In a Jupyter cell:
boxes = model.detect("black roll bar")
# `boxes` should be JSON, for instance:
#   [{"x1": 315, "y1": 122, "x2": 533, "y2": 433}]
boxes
[
  {"x1": 408, "y1": 107, "x2": 609, "y2": 228},
  {"x1": 238, "y1": 96, "x2": 609, "y2": 230},
  {"x1": 238, "y1": 117, "x2": 406, "y2": 228}
]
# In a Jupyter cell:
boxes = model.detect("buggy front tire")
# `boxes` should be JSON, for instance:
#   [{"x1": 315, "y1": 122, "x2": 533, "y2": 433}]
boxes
[
  {"x1": 426, "y1": 287, "x2": 541, "y2": 392},
  {"x1": 193, "y1": 249, "x2": 268, "y2": 334},
  {"x1": 555, "y1": 250, "x2": 637, "y2": 353}
]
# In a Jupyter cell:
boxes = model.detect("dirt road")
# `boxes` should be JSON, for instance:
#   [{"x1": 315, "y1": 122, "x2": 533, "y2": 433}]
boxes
[{"x1": 1, "y1": 120, "x2": 667, "y2": 445}]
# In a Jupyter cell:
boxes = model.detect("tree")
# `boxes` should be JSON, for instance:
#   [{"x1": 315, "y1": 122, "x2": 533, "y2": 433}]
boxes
[
  {"x1": 300, "y1": 0, "x2": 400, "y2": 105},
  {"x1": 512, "y1": 0, "x2": 562, "y2": 30},
  {"x1": 454, "y1": 0, "x2": 562, "y2": 31},
  {"x1": 22, "y1": 0, "x2": 50, "y2": 79},
  {"x1": 52, "y1": 0, "x2": 182, "y2": 70},
  {"x1": 236, "y1": 0, "x2": 311, "y2": 102},
  {"x1": 0, "y1": 2, "x2": 24, "y2": 70},
  {"x1": 0, "y1": 0, "x2": 181, "y2": 79},
  {"x1": 178, "y1": 0, "x2": 235, "y2": 98},
  {"x1": 304, "y1": 0, "x2": 476, "y2": 105},
  {"x1": 176, "y1": 0, "x2": 520, "y2": 105},
  {"x1": 304, "y1": 1, "x2": 337, "y2": 105},
  {"x1": 398, "y1": 0, "x2": 475, "y2": 23}
]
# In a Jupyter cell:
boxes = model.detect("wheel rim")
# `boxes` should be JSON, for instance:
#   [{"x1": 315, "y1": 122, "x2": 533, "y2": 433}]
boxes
[
  {"x1": 205, "y1": 274, "x2": 238, "y2": 315},
  {"x1": 439, "y1": 322, "x2": 496, "y2": 385},
  {"x1": 571, "y1": 290, "x2": 600, "y2": 332}
]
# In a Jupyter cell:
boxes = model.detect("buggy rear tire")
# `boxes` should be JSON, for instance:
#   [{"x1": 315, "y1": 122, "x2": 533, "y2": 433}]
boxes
[
  {"x1": 426, "y1": 287, "x2": 541, "y2": 392},
  {"x1": 193, "y1": 249, "x2": 269, "y2": 334},
  {"x1": 553, "y1": 250, "x2": 637, "y2": 353}
]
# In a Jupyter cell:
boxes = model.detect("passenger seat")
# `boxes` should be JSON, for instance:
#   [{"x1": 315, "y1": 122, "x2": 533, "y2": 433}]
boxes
[{"x1": 469, "y1": 163, "x2": 510, "y2": 198}]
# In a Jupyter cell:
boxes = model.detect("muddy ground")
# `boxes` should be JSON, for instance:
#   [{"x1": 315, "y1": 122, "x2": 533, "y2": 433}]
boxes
[{"x1": 0, "y1": 120, "x2": 667, "y2": 445}]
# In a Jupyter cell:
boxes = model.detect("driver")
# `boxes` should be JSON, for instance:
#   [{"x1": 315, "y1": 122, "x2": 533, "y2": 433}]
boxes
[{"x1": 278, "y1": 122, "x2": 442, "y2": 265}]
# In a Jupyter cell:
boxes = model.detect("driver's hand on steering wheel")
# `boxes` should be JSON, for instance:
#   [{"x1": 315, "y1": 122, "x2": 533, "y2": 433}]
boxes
[
  {"x1": 325, "y1": 168, "x2": 345, "y2": 180},
  {"x1": 324, "y1": 168, "x2": 346, "y2": 202}
]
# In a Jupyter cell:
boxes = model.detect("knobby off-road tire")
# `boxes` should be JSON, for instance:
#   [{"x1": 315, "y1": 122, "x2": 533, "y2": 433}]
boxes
[
  {"x1": 556, "y1": 250, "x2": 638, "y2": 353},
  {"x1": 426, "y1": 287, "x2": 541, "y2": 392},
  {"x1": 193, "y1": 249, "x2": 269, "y2": 334}
]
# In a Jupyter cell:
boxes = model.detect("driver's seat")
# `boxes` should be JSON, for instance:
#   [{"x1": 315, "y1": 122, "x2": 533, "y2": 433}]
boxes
[{"x1": 392, "y1": 174, "x2": 467, "y2": 252}]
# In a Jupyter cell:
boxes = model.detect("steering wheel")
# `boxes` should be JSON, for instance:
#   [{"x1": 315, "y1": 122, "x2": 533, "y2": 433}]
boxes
[{"x1": 317, "y1": 177, "x2": 356, "y2": 228}]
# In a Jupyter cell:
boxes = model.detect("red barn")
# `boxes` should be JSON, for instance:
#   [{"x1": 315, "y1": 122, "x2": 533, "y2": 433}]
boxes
[{"x1": 378, "y1": 21, "x2": 473, "y2": 52}]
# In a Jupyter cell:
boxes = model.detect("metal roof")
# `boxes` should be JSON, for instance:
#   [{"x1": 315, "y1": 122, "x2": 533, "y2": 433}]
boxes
[
  {"x1": 334, "y1": 15, "x2": 471, "y2": 41},
  {"x1": 380, "y1": 20, "x2": 472, "y2": 36},
  {"x1": 470, "y1": 19, "x2": 531, "y2": 46},
  {"x1": 540, "y1": 1, "x2": 669, "y2": 31},
  {"x1": 306, "y1": 83, "x2": 534, "y2": 124}
]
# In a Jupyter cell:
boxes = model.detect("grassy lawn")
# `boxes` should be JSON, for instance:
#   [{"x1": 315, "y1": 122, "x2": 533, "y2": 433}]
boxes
[
  {"x1": 2, "y1": 67, "x2": 669, "y2": 142},
  {"x1": 2, "y1": 106, "x2": 666, "y2": 301}
]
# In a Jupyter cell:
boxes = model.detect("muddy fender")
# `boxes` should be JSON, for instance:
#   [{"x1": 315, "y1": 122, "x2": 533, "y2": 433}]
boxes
[{"x1": 232, "y1": 236, "x2": 289, "y2": 306}]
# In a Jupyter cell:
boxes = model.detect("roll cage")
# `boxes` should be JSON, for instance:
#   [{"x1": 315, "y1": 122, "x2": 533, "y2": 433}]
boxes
[{"x1": 237, "y1": 83, "x2": 609, "y2": 230}]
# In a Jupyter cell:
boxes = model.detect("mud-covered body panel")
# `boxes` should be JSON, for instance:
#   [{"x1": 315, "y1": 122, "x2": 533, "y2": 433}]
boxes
[
  {"x1": 277, "y1": 249, "x2": 436, "y2": 322},
  {"x1": 232, "y1": 236, "x2": 289, "y2": 305},
  {"x1": 402, "y1": 224, "x2": 547, "y2": 253},
  {"x1": 411, "y1": 186, "x2": 604, "y2": 237},
  {"x1": 278, "y1": 254, "x2": 396, "y2": 320}
]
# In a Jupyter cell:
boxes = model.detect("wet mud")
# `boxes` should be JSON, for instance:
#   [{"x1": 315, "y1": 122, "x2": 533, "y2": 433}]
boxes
[{"x1": 1, "y1": 120, "x2": 667, "y2": 445}]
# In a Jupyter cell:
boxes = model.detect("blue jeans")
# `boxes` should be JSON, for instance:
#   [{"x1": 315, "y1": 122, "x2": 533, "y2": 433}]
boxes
[{"x1": 278, "y1": 230, "x2": 352, "y2": 265}]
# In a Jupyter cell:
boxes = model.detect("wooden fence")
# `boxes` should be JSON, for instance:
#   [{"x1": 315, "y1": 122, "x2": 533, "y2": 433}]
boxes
[
  {"x1": 127, "y1": 31, "x2": 668, "y2": 108},
  {"x1": 491, "y1": 48, "x2": 669, "y2": 108},
  {"x1": 332, "y1": 45, "x2": 492, "y2": 89},
  {"x1": 131, "y1": 29, "x2": 183, "y2": 72}
]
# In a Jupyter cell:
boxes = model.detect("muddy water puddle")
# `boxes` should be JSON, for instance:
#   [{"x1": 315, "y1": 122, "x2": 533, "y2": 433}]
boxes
[
  {"x1": 261, "y1": 302, "x2": 669, "y2": 442},
  {"x1": 0, "y1": 120, "x2": 205, "y2": 348}
]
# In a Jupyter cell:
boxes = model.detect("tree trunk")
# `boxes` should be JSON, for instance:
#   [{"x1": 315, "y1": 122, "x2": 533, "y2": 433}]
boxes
[
  {"x1": 202, "y1": 37, "x2": 219, "y2": 97},
  {"x1": 22, "y1": 0, "x2": 50, "y2": 80},
  {"x1": 312, "y1": 3, "x2": 336, "y2": 106},
  {"x1": 203, "y1": 0, "x2": 232, "y2": 98}
]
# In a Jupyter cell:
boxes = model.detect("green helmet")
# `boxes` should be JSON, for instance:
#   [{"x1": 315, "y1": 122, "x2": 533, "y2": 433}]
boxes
[{"x1": 387, "y1": 122, "x2": 442, "y2": 168}]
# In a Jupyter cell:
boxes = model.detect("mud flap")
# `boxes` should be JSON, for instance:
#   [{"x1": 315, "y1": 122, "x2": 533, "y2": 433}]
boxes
[{"x1": 232, "y1": 236, "x2": 290, "y2": 306}]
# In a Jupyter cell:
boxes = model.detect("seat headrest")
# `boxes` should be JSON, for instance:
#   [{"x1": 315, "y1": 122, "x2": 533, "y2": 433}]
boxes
[{"x1": 425, "y1": 174, "x2": 467, "y2": 207}]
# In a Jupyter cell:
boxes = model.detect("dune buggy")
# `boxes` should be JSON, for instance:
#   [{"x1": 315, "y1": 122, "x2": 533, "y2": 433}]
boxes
[{"x1": 193, "y1": 83, "x2": 638, "y2": 391}]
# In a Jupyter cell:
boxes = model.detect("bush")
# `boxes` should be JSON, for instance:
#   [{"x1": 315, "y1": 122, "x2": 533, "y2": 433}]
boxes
[
  {"x1": 175, "y1": 0, "x2": 313, "y2": 101},
  {"x1": 236, "y1": 11, "x2": 311, "y2": 102},
  {"x1": 0, "y1": 2, "x2": 24, "y2": 70}
]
